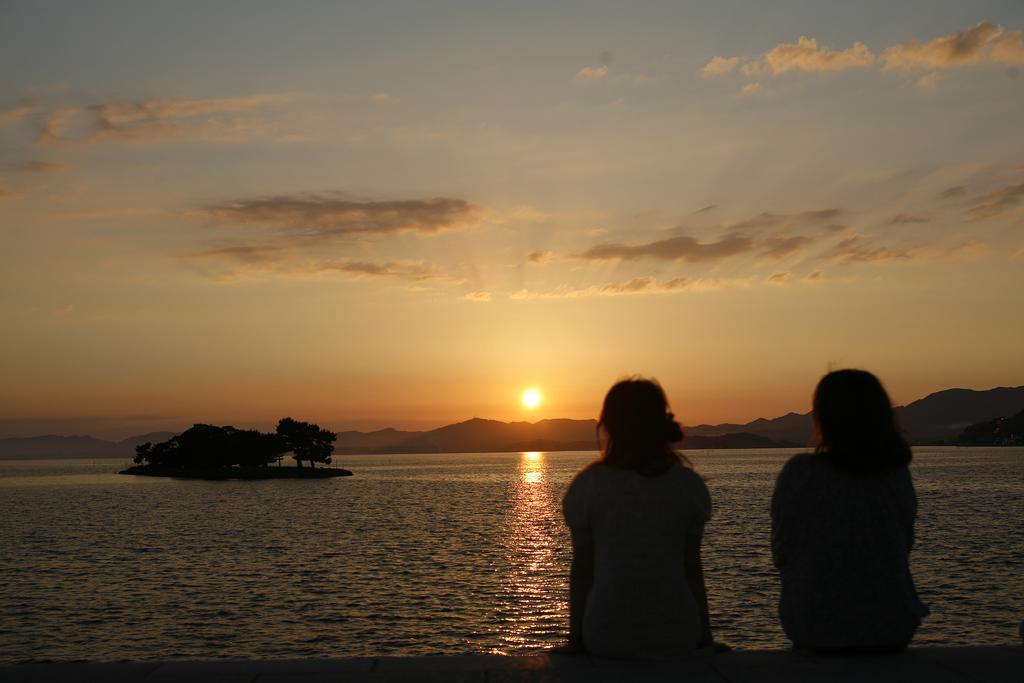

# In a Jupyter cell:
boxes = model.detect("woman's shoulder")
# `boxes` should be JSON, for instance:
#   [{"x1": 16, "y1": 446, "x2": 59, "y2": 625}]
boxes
[
  {"x1": 669, "y1": 461, "x2": 707, "y2": 486},
  {"x1": 783, "y1": 451, "x2": 817, "y2": 467},
  {"x1": 563, "y1": 460, "x2": 606, "y2": 526},
  {"x1": 780, "y1": 451, "x2": 824, "y2": 474},
  {"x1": 564, "y1": 460, "x2": 605, "y2": 494},
  {"x1": 572, "y1": 459, "x2": 606, "y2": 480},
  {"x1": 670, "y1": 462, "x2": 711, "y2": 518},
  {"x1": 774, "y1": 452, "x2": 822, "y2": 487}
]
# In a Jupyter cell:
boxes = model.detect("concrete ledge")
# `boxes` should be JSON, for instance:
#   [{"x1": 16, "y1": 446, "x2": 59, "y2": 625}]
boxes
[{"x1": 0, "y1": 647, "x2": 1020, "y2": 683}]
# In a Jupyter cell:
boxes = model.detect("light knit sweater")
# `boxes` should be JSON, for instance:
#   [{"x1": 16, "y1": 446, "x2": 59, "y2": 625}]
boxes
[{"x1": 771, "y1": 453, "x2": 929, "y2": 649}]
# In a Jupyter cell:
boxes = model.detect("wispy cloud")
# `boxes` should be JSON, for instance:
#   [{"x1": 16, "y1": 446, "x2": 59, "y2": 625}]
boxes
[
  {"x1": 890, "y1": 213, "x2": 930, "y2": 225},
  {"x1": 0, "y1": 99, "x2": 38, "y2": 125},
  {"x1": 368, "y1": 92, "x2": 398, "y2": 103},
  {"x1": 702, "y1": 56, "x2": 741, "y2": 78},
  {"x1": 0, "y1": 184, "x2": 23, "y2": 201},
  {"x1": 760, "y1": 235, "x2": 816, "y2": 259},
  {"x1": 702, "y1": 21, "x2": 1024, "y2": 88},
  {"x1": 12, "y1": 160, "x2": 65, "y2": 174},
  {"x1": 506, "y1": 271, "x2": 842, "y2": 300},
  {"x1": 967, "y1": 182, "x2": 1024, "y2": 221},
  {"x1": 575, "y1": 65, "x2": 609, "y2": 81},
  {"x1": 34, "y1": 105, "x2": 80, "y2": 143},
  {"x1": 747, "y1": 37, "x2": 875, "y2": 76},
  {"x1": 181, "y1": 246, "x2": 456, "y2": 285},
  {"x1": 599, "y1": 276, "x2": 690, "y2": 294},
  {"x1": 317, "y1": 259, "x2": 445, "y2": 281},
  {"x1": 511, "y1": 276, "x2": 693, "y2": 300},
  {"x1": 86, "y1": 116, "x2": 283, "y2": 145},
  {"x1": 829, "y1": 236, "x2": 914, "y2": 264},
  {"x1": 180, "y1": 192, "x2": 481, "y2": 287},
  {"x1": 882, "y1": 21, "x2": 1024, "y2": 71},
  {"x1": 578, "y1": 234, "x2": 752, "y2": 262},
  {"x1": 575, "y1": 51, "x2": 652, "y2": 85},
  {"x1": 182, "y1": 244, "x2": 290, "y2": 266},
  {"x1": 704, "y1": 38, "x2": 874, "y2": 80},
  {"x1": 31, "y1": 94, "x2": 294, "y2": 145},
  {"x1": 527, "y1": 250, "x2": 556, "y2": 264},
  {"x1": 52, "y1": 206, "x2": 164, "y2": 221},
  {"x1": 943, "y1": 240, "x2": 990, "y2": 260},
  {"x1": 196, "y1": 195, "x2": 480, "y2": 237},
  {"x1": 916, "y1": 72, "x2": 942, "y2": 91},
  {"x1": 96, "y1": 95, "x2": 289, "y2": 124},
  {"x1": 722, "y1": 208, "x2": 843, "y2": 232},
  {"x1": 564, "y1": 207, "x2": 843, "y2": 267},
  {"x1": 177, "y1": 244, "x2": 295, "y2": 281}
]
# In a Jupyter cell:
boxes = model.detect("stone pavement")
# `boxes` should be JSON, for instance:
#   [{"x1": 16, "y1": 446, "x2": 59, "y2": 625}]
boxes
[{"x1": 0, "y1": 647, "x2": 1020, "y2": 682}]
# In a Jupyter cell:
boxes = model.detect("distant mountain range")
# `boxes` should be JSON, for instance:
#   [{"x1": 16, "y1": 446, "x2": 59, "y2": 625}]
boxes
[
  {"x1": 2, "y1": 386, "x2": 1022, "y2": 459},
  {"x1": 338, "y1": 385, "x2": 1024, "y2": 454},
  {"x1": 0, "y1": 432, "x2": 176, "y2": 460},
  {"x1": 330, "y1": 420, "x2": 792, "y2": 455},
  {"x1": 685, "y1": 386, "x2": 1024, "y2": 446}
]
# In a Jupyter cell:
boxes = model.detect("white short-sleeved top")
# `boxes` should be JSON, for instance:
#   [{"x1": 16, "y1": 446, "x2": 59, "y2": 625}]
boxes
[{"x1": 563, "y1": 461, "x2": 711, "y2": 659}]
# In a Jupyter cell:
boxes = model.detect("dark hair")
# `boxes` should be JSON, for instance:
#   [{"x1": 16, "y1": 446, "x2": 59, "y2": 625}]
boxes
[
  {"x1": 813, "y1": 369, "x2": 912, "y2": 474},
  {"x1": 598, "y1": 377, "x2": 691, "y2": 475}
]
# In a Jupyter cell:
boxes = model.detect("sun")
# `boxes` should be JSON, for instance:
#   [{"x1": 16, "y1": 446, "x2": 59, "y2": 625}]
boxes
[{"x1": 521, "y1": 388, "x2": 542, "y2": 410}]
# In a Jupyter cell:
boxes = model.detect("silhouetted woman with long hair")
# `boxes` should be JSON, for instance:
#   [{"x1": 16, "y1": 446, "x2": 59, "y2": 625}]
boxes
[
  {"x1": 771, "y1": 369, "x2": 929, "y2": 653},
  {"x1": 562, "y1": 378, "x2": 718, "y2": 659}
]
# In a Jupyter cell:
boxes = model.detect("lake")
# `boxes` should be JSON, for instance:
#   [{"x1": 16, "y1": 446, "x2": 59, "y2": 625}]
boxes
[{"x1": 0, "y1": 447, "x2": 1021, "y2": 662}]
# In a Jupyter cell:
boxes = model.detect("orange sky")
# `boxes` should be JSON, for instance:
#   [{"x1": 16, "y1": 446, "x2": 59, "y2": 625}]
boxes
[{"x1": 1, "y1": 4, "x2": 1023, "y2": 438}]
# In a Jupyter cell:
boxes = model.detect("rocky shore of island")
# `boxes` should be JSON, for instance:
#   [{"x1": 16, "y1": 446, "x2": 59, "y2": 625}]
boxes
[{"x1": 118, "y1": 464, "x2": 352, "y2": 479}]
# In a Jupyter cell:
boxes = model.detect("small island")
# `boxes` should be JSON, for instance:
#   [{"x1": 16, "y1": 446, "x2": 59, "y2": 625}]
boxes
[{"x1": 120, "y1": 417, "x2": 352, "y2": 480}]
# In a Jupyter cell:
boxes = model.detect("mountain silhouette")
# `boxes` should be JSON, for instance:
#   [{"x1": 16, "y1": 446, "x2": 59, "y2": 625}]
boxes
[
  {"x1": 685, "y1": 386, "x2": 1024, "y2": 446},
  {"x1": 897, "y1": 387, "x2": 1024, "y2": 442},
  {"x1": 2, "y1": 385, "x2": 1021, "y2": 458},
  {"x1": 361, "y1": 418, "x2": 597, "y2": 454},
  {"x1": 331, "y1": 427, "x2": 421, "y2": 452},
  {"x1": 686, "y1": 412, "x2": 812, "y2": 444},
  {"x1": 350, "y1": 419, "x2": 798, "y2": 454},
  {"x1": 0, "y1": 432, "x2": 176, "y2": 459}
]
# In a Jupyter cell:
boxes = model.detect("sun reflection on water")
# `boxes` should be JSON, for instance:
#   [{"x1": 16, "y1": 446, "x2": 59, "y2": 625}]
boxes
[{"x1": 493, "y1": 451, "x2": 570, "y2": 651}]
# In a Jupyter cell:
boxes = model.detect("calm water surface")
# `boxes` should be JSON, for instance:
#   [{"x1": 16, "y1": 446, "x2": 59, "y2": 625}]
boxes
[{"x1": 0, "y1": 448, "x2": 1021, "y2": 662}]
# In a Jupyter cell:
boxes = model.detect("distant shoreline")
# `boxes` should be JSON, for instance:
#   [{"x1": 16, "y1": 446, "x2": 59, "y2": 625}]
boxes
[{"x1": 4, "y1": 443, "x2": 1022, "y2": 461}]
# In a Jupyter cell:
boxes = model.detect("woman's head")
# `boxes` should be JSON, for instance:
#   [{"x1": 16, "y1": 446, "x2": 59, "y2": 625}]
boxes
[
  {"x1": 599, "y1": 377, "x2": 687, "y2": 474},
  {"x1": 812, "y1": 369, "x2": 911, "y2": 473}
]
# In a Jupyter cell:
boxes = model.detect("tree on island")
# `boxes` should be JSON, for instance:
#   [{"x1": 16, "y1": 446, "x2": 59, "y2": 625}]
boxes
[
  {"x1": 276, "y1": 417, "x2": 337, "y2": 468},
  {"x1": 130, "y1": 419, "x2": 337, "y2": 470},
  {"x1": 133, "y1": 424, "x2": 289, "y2": 469}
]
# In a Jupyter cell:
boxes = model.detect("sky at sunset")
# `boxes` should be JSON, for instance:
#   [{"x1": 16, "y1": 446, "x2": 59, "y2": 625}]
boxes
[{"x1": 2, "y1": 1, "x2": 1023, "y2": 439}]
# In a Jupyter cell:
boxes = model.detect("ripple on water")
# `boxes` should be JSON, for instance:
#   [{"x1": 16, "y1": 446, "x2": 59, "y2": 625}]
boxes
[{"x1": 0, "y1": 448, "x2": 1020, "y2": 662}]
